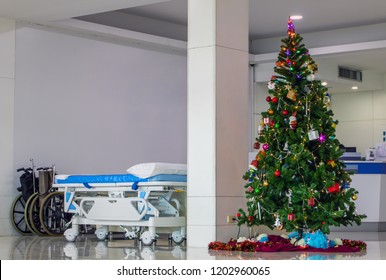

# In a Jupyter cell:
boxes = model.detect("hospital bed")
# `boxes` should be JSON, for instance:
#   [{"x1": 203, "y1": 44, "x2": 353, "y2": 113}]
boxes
[{"x1": 50, "y1": 163, "x2": 187, "y2": 245}]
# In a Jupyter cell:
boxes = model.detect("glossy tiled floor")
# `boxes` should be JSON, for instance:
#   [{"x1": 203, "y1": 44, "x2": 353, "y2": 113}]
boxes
[{"x1": 1, "y1": 231, "x2": 386, "y2": 260}]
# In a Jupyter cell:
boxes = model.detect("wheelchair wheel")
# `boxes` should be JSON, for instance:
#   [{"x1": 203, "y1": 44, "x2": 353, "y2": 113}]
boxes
[
  {"x1": 28, "y1": 194, "x2": 46, "y2": 235},
  {"x1": 10, "y1": 194, "x2": 32, "y2": 235},
  {"x1": 24, "y1": 193, "x2": 38, "y2": 233},
  {"x1": 39, "y1": 192, "x2": 73, "y2": 236}
]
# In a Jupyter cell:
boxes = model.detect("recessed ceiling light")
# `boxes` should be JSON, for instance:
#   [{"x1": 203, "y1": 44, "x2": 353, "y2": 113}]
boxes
[
  {"x1": 290, "y1": 15, "x2": 303, "y2": 20},
  {"x1": 321, "y1": 81, "x2": 328, "y2": 86},
  {"x1": 352, "y1": 86, "x2": 358, "y2": 90}
]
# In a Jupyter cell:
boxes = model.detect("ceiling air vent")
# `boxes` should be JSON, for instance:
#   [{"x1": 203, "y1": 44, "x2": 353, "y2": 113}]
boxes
[{"x1": 338, "y1": 66, "x2": 362, "y2": 82}]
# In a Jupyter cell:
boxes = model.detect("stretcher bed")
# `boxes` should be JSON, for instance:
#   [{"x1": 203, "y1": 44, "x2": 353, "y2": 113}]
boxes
[{"x1": 51, "y1": 165, "x2": 187, "y2": 245}]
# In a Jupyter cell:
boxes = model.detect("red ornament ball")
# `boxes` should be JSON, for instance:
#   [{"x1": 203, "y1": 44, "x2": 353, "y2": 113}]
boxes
[
  {"x1": 272, "y1": 97, "x2": 278, "y2": 103},
  {"x1": 236, "y1": 213, "x2": 241, "y2": 218},
  {"x1": 253, "y1": 142, "x2": 260, "y2": 149},
  {"x1": 247, "y1": 216, "x2": 254, "y2": 222},
  {"x1": 328, "y1": 182, "x2": 340, "y2": 193},
  {"x1": 266, "y1": 96, "x2": 272, "y2": 102},
  {"x1": 274, "y1": 170, "x2": 281, "y2": 177},
  {"x1": 282, "y1": 110, "x2": 289, "y2": 115}
]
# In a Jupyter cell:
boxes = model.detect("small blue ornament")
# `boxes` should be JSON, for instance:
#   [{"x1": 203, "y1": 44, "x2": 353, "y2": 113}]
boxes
[
  {"x1": 259, "y1": 236, "x2": 268, "y2": 242},
  {"x1": 288, "y1": 231, "x2": 299, "y2": 239},
  {"x1": 257, "y1": 234, "x2": 269, "y2": 242}
]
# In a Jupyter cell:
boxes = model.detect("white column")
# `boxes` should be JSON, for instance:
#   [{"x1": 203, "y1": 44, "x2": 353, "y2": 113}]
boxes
[
  {"x1": 187, "y1": 0, "x2": 249, "y2": 247},
  {"x1": 0, "y1": 18, "x2": 16, "y2": 235}
]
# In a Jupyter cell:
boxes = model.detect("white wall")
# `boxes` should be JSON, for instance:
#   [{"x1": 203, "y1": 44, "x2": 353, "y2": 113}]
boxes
[
  {"x1": 0, "y1": 24, "x2": 187, "y2": 236},
  {"x1": 252, "y1": 82, "x2": 269, "y2": 145},
  {"x1": 330, "y1": 80, "x2": 386, "y2": 156},
  {"x1": 14, "y1": 25, "x2": 187, "y2": 176},
  {"x1": 0, "y1": 18, "x2": 16, "y2": 236}
]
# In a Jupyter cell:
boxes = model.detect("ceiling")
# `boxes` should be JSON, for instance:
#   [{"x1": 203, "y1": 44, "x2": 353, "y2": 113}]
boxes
[
  {"x1": 1, "y1": 0, "x2": 386, "y2": 40},
  {"x1": 119, "y1": 0, "x2": 386, "y2": 40},
  {"x1": 2, "y1": 0, "x2": 386, "y2": 92}
]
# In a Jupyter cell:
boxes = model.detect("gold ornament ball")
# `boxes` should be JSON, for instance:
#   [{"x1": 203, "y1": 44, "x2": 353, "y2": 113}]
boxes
[
  {"x1": 263, "y1": 181, "x2": 269, "y2": 187},
  {"x1": 352, "y1": 194, "x2": 358, "y2": 200}
]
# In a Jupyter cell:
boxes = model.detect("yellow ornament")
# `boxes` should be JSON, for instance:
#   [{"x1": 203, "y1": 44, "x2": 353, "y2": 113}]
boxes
[
  {"x1": 332, "y1": 123, "x2": 337, "y2": 129},
  {"x1": 307, "y1": 62, "x2": 318, "y2": 73},
  {"x1": 352, "y1": 194, "x2": 358, "y2": 200},
  {"x1": 284, "y1": 84, "x2": 292, "y2": 91},
  {"x1": 263, "y1": 181, "x2": 269, "y2": 187},
  {"x1": 286, "y1": 90, "x2": 297, "y2": 101},
  {"x1": 328, "y1": 160, "x2": 336, "y2": 168}
]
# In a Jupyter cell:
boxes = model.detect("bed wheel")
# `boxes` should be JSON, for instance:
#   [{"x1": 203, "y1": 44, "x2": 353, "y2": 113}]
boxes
[
  {"x1": 64, "y1": 228, "x2": 77, "y2": 242},
  {"x1": 172, "y1": 231, "x2": 185, "y2": 245},
  {"x1": 140, "y1": 231, "x2": 155, "y2": 246},
  {"x1": 95, "y1": 227, "x2": 108, "y2": 241}
]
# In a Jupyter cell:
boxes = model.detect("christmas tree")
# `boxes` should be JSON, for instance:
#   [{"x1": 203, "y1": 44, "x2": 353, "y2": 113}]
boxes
[{"x1": 237, "y1": 19, "x2": 366, "y2": 236}]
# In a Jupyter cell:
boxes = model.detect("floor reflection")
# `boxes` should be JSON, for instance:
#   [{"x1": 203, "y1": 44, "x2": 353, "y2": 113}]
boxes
[
  {"x1": 208, "y1": 248, "x2": 367, "y2": 260},
  {"x1": 8, "y1": 235, "x2": 186, "y2": 260},
  {"x1": 3, "y1": 233, "x2": 385, "y2": 260}
]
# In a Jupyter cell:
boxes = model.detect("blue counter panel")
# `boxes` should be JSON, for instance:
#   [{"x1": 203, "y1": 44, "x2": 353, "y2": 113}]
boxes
[{"x1": 344, "y1": 161, "x2": 386, "y2": 174}]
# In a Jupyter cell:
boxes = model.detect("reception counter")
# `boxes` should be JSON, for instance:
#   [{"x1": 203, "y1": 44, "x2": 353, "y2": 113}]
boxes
[
  {"x1": 340, "y1": 161, "x2": 386, "y2": 231},
  {"x1": 344, "y1": 160, "x2": 386, "y2": 174}
]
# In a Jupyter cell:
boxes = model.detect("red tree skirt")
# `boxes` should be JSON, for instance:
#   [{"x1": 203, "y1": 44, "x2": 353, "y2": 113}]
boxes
[{"x1": 208, "y1": 235, "x2": 366, "y2": 253}]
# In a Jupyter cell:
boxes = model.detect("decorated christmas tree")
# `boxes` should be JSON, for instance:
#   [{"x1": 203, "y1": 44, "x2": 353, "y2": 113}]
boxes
[{"x1": 237, "y1": 19, "x2": 366, "y2": 237}]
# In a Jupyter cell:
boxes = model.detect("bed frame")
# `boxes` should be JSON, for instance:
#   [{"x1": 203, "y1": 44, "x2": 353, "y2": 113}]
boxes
[{"x1": 51, "y1": 174, "x2": 187, "y2": 245}]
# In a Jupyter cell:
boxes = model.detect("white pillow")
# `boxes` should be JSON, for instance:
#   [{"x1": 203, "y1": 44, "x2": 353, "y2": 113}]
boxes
[{"x1": 126, "y1": 162, "x2": 187, "y2": 178}]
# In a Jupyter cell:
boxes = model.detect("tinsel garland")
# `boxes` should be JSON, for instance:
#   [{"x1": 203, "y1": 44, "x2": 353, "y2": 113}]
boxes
[
  {"x1": 342, "y1": 239, "x2": 367, "y2": 251},
  {"x1": 208, "y1": 235, "x2": 366, "y2": 252}
]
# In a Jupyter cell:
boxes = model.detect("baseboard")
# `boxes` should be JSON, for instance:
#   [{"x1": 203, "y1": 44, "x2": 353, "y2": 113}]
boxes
[{"x1": 330, "y1": 222, "x2": 386, "y2": 232}]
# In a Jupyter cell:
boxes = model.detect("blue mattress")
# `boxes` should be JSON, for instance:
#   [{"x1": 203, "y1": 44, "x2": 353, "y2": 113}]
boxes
[{"x1": 55, "y1": 174, "x2": 187, "y2": 184}]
